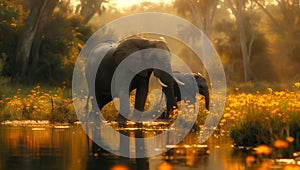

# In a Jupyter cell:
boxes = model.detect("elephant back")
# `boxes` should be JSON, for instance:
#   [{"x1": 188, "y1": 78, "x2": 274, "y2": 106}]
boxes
[
  {"x1": 113, "y1": 37, "x2": 170, "y2": 65},
  {"x1": 113, "y1": 38, "x2": 147, "y2": 64}
]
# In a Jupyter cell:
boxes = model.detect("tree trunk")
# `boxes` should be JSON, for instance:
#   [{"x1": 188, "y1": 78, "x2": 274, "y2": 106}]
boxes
[
  {"x1": 30, "y1": 0, "x2": 58, "y2": 76},
  {"x1": 16, "y1": 0, "x2": 45, "y2": 77},
  {"x1": 236, "y1": 14, "x2": 250, "y2": 82},
  {"x1": 80, "y1": 0, "x2": 104, "y2": 24},
  {"x1": 16, "y1": 0, "x2": 58, "y2": 77},
  {"x1": 226, "y1": 0, "x2": 254, "y2": 82},
  {"x1": 203, "y1": 0, "x2": 218, "y2": 40}
]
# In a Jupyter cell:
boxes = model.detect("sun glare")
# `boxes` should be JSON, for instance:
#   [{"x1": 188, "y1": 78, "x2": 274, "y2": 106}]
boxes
[
  {"x1": 69, "y1": 0, "x2": 174, "y2": 11},
  {"x1": 112, "y1": 0, "x2": 174, "y2": 9}
]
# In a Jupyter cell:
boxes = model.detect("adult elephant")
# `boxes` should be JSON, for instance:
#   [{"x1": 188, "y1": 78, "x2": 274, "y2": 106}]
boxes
[{"x1": 86, "y1": 37, "x2": 179, "y2": 123}]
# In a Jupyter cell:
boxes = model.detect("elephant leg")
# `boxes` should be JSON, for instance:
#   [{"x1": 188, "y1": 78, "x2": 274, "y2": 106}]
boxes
[
  {"x1": 156, "y1": 88, "x2": 177, "y2": 120},
  {"x1": 98, "y1": 95, "x2": 113, "y2": 111},
  {"x1": 163, "y1": 82, "x2": 181, "y2": 102},
  {"x1": 153, "y1": 71, "x2": 178, "y2": 119},
  {"x1": 89, "y1": 95, "x2": 112, "y2": 157},
  {"x1": 90, "y1": 94, "x2": 112, "y2": 122},
  {"x1": 115, "y1": 74, "x2": 149, "y2": 123},
  {"x1": 116, "y1": 90, "x2": 131, "y2": 123},
  {"x1": 133, "y1": 77, "x2": 149, "y2": 122},
  {"x1": 163, "y1": 85, "x2": 177, "y2": 119}
]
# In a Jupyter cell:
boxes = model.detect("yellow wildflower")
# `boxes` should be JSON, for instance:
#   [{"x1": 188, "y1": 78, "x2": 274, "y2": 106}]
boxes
[
  {"x1": 254, "y1": 144, "x2": 272, "y2": 155},
  {"x1": 245, "y1": 155, "x2": 255, "y2": 167},
  {"x1": 286, "y1": 136, "x2": 294, "y2": 143},
  {"x1": 274, "y1": 139, "x2": 289, "y2": 149}
]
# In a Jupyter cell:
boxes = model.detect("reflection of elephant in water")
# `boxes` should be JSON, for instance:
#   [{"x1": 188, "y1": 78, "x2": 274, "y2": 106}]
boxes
[{"x1": 87, "y1": 37, "x2": 178, "y2": 122}]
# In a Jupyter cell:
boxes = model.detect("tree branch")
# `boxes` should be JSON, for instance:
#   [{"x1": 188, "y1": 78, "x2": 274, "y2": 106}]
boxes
[{"x1": 253, "y1": 0, "x2": 282, "y2": 30}]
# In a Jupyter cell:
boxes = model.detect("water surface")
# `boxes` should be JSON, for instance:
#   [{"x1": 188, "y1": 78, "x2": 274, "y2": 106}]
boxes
[{"x1": 0, "y1": 125, "x2": 247, "y2": 170}]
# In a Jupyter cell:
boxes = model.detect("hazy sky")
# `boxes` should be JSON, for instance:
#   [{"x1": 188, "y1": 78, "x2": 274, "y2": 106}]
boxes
[{"x1": 111, "y1": 0, "x2": 174, "y2": 9}]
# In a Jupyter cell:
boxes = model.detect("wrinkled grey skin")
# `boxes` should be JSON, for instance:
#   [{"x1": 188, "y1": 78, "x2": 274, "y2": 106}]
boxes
[
  {"x1": 164, "y1": 72, "x2": 209, "y2": 110},
  {"x1": 86, "y1": 37, "x2": 178, "y2": 122}
]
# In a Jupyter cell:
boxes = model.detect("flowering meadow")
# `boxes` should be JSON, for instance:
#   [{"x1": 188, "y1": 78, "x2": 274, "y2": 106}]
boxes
[
  {"x1": 1, "y1": 83, "x2": 300, "y2": 155},
  {"x1": 0, "y1": 85, "x2": 76, "y2": 123},
  {"x1": 221, "y1": 83, "x2": 300, "y2": 160}
]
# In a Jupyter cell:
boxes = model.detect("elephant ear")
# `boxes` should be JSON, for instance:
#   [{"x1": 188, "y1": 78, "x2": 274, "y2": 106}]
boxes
[{"x1": 193, "y1": 72, "x2": 207, "y2": 84}]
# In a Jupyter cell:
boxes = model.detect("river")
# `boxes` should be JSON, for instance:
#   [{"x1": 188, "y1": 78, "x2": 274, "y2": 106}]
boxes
[{"x1": 0, "y1": 125, "x2": 247, "y2": 170}]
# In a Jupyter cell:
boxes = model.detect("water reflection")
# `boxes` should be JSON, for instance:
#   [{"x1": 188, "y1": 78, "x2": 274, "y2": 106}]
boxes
[
  {"x1": 0, "y1": 125, "x2": 88, "y2": 170},
  {"x1": 0, "y1": 125, "x2": 247, "y2": 170}
]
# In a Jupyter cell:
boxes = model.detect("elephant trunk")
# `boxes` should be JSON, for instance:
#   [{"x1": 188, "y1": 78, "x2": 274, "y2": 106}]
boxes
[
  {"x1": 198, "y1": 82, "x2": 209, "y2": 110},
  {"x1": 202, "y1": 89, "x2": 209, "y2": 110},
  {"x1": 153, "y1": 69, "x2": 177, "y2": 115}
]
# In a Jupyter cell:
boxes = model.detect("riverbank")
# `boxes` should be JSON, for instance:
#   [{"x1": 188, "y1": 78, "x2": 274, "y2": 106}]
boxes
[{"x1": 0, "y1": 119, "x2": 81, "y2": 127}]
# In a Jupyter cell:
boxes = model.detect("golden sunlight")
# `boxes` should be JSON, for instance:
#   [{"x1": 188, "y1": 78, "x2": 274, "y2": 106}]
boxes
[
  {"x1": 111, "y1": 0, "x2": 174, "y2": 9},
  {"x1": 70, "y1": 0, "x2": 80, "y2": 9}
]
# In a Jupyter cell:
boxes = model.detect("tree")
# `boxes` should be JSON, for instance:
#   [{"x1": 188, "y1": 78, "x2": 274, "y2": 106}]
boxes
[
  {"x1": 253, "y1": 0, "x2": 300, "y2": 81},
  {"x1": 174, "y1": 0, "x2": 219, "y2": 39},
  {"x1": 79, "y1": 0, "x2": 106, "y2": 24},
  {"x1": 215, "y1": 18, "x2": 274, "y2": 82},
  {"x1": 214, "y1": 20, "x2": 243, "y2": 82},
  {"x1": 0, "y1": 0, "x2": 28, "y2": 76},
  {"x1": 10, "y1": 0, "x2": 95, "y2": 83},
  {"x1": 224, "y1": 0, "x2": 257, "y2": 82},
  {"x1": 15, "y1": 0, "x2": 58, "y2": 77},
  {"x1": 173, "y1": 0, "x2": 219, "y2": 76},
  {"x1": 34, "y1": 14, "x2": 93, "y2": 84}
]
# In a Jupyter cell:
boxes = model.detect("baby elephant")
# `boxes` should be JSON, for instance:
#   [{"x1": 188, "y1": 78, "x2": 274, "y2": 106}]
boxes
[{"x1": 159, "y1": 72, "x2": 209, "y2": 118}]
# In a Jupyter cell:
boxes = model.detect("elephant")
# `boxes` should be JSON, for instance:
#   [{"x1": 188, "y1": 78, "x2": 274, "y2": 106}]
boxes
[
  {"x1": 86, "y1": 37, "x2": 179, "y2": 123},
  {"x1": 152, "y1": 71, "x2": 209, "y2": 119},
  {"x1": 168, "y1": 72, "x2": 209, "y2": 109},
  {"x1": 86, "y1": 37, "x2": 211, "y2": 123},
  {"x1": 85, "y1": 38, "x2": 210, "y2": 155}
]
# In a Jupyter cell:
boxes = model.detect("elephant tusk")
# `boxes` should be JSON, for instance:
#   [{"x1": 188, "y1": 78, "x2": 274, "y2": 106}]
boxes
[
  {"x1": 157, "y1": 78, "x2": 168, "y2": 87},
  {"x1": 197, "y1": 72, "x2": 203, "y2": 76},
  {"x1": 174, "y1": 77, "x2": 185, "y2": 86}
]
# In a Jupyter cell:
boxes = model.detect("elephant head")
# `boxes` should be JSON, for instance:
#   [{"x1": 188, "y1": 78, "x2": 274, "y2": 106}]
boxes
[
  {"x1": 193, "y1": 72, "x2": 209, "y2": 110},
  {"x1": 163, "y1": 72, "x2": 209, "y2": 110}
]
